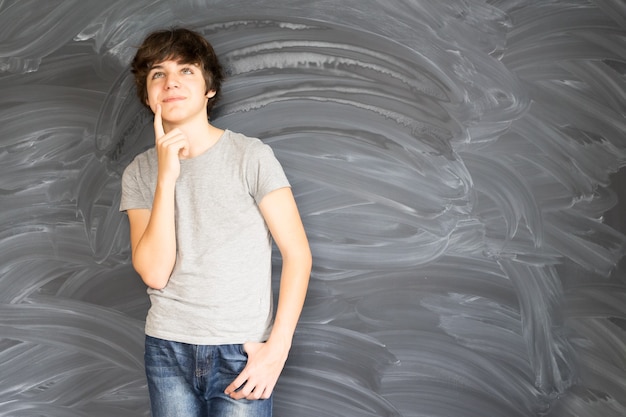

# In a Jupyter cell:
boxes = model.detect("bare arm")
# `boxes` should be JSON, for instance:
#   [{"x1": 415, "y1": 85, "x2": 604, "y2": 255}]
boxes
[
  {"x1": 127, "y1": 105, "x2": 189, "y2": 289},
  {"x1": 225, "y1": 186, "x2": 312, "y2": 400},
  {"x1": 127, "y1": 182, "x2": 176, "y2": 289}
]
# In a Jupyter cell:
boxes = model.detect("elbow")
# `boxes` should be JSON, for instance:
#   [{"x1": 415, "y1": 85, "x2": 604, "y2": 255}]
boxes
[
  {"x1": 140, "y1": 271, "x2": 170, "y2": 290},
  {"x1": 132, "y1": 262, "x2": 171, "y2": 290},
  {"x1": 143, "y1": 276, "x2": 169, "y2": 290},
  {"x1": 303, "y1": 249, "x2": 313, "y2": 274},
  {"x1": 285, "y1": 246, "x2": 312, "y2": 275},
  {"x1": 302, "y1": 242, "x2": 313, "y2": 269}
]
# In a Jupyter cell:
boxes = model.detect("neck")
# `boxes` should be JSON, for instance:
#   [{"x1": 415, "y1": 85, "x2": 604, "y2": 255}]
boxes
[{"x1": 164, "y1": 117, "x2": 224, "y2": 158}]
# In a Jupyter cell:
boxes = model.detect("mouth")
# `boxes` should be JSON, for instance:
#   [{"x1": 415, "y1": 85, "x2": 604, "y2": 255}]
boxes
[{"x1": 162, "y1": 96, "x2": 186, "y2": 103}]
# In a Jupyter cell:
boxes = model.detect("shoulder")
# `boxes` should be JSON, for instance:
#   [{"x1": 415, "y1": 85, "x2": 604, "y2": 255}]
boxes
[
  {"x1": 224, "y1": 130, "x2": 266, "y2": 151},
  {"x1": 123, "y1": 148, "x2": 158, "y2": 177},
  {"x1": 123, "y1": 147, "x2": 157, "y2": 176},
  {"x1": 221, "y1": 130, "x2": 277, "y2": 163}
]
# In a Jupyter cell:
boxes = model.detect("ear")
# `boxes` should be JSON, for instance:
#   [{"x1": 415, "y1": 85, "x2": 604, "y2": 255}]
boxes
[{"x1": 206, "y1": 90, "x2": 217, "y2": 99}]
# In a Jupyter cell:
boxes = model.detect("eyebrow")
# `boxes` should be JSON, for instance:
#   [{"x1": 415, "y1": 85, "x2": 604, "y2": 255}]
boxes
[
  {"x1": 148, "y1": 61, "x2": 200, "y2": 72},
  {"x1": 148, "y1": 63, "x2": 165, "y2": 72}
]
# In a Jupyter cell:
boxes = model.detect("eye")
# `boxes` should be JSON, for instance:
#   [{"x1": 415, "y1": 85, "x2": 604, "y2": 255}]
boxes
[
  {"x1": 150, "y1": 71, "x2": 165, "y2": 79},
  {"x1": 181, "y1": 67, "x2": 193, "y2": 75}
]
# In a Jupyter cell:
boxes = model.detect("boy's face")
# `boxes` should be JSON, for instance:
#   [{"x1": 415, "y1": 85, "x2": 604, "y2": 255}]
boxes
[{"x1": 145, "y1": 59, "x2": 216, "y2": 124}]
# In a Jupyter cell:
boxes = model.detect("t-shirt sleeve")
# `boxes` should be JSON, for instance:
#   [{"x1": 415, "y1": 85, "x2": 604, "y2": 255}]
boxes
[
  {"x1": 119, "y1": 158, "x2": 152, "y2": 212},
  {"x1": 246, "y1": 141, "x2": 291, "y2": 204}
]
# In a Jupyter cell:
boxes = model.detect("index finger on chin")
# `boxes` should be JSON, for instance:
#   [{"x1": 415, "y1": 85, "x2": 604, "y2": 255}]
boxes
[{"x1": 153, "y1": 104, "x2": 165, "y2": 139}]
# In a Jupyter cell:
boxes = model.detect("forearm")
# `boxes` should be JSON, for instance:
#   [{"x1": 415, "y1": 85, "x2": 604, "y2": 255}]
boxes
[
  {"x1": 267, "y1": 250, "x2": 312, "y2": 349},
  {"x1": 132, "y1": 182, "x2": 177, "y2": 289}
]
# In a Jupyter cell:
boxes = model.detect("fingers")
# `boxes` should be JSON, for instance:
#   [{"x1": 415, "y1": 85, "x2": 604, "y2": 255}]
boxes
[
  {"x1": 158, "y1": 129, "x2": 189, "y2": 159},
  {"x1": 224, "y1": 372, "x2": 247, "y2": 398},
  {"x1": 154, "y1": 127, "x2": 189, "y2": 183},
  {"x1": 153, "y1": 104, "x2": 165, "y2": 139},
  {"x1": 224, "y1": 342, "x2": 281, "y2": 401},
  {"x1": 225, "y1": 372, "x2": 273, "y2": 401},
  {"x1": 170, "y1": 131, "x2": 189, "y2": 158},
  {"x1": 153, "y1": 104, "x2": 189, "y2": 159}
]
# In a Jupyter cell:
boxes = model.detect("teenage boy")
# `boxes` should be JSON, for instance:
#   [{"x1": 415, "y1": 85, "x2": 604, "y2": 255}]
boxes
[{"x1": 120, "y1": 28, "x2": 312, "y2": 417}]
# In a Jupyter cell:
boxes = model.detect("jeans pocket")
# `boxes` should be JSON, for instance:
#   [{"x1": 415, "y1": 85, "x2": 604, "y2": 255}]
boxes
[{"x1": 217, "y1": 344, "x2": 248, "y2": 377}]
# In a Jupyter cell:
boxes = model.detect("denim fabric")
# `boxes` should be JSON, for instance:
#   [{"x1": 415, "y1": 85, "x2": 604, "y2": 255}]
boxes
[{"x1": 144, "y1": 335, "x2": 272, "y2": 417}]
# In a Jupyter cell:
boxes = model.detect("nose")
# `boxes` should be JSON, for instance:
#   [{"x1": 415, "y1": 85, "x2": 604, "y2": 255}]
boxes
[{"x1": 165, "y1": 74, "x2": 180, "y2": 89}]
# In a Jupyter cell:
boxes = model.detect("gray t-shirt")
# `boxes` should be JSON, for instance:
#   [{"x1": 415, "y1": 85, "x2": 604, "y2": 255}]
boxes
[{"x1": 120, "y1": 130, "x2": 290, "y2": 345}]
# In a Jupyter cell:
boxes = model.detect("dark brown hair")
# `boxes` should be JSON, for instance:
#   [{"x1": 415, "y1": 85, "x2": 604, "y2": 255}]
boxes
[{"x1": 131, "y1": 28, "x2": 224, "y2": 115}]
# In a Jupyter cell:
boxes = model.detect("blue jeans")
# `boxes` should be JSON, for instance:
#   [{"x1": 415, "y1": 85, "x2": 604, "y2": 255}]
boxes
[{"x1": 144, "y1": 335, "x2": 272, "y2": 417}]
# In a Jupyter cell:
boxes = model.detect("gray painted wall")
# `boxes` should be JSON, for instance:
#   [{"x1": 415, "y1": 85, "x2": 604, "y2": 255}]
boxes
[{"x1": 1, "y1": 0, "x2": 625, "y2": 416}]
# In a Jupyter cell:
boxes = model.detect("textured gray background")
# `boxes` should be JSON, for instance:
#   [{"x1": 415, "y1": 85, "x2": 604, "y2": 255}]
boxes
[{"x1": 1, "y1": 0, "x2": 625, "y2": 416}]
